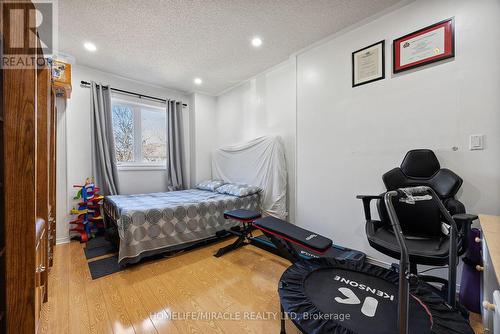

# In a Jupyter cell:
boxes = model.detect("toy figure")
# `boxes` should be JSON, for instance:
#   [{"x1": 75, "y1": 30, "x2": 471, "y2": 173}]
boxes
[{"x1": 69, "y1": 177, "x2": 104, "y2": 242}]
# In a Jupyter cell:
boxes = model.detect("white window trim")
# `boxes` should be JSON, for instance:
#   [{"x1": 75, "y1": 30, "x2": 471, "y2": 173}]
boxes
[
  {"x1": 117, "y1": 163, "x2": 167, "y2": 171},
  {"x1": 112, "y1": 95, "x2": 167, "y2": 169}
]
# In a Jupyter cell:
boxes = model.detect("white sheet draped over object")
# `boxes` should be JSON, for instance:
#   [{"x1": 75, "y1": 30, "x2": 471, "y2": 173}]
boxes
[{"x1": 212, "y1": 136, "x2": 288, "y2": 219}]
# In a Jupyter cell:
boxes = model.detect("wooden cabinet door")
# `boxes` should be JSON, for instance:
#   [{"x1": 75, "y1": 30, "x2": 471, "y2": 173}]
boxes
[
  {"x1": 34, "y1": 219, "x2": 46, "y2": 332},
  {"x1": 35, "y1": 230, "x2": 41, "y2": 330}
]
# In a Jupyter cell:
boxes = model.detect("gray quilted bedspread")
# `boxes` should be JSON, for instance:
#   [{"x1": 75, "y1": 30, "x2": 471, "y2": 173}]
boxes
[{"x1": 104, "y1": 189, "x2": 260, "y2": 264}]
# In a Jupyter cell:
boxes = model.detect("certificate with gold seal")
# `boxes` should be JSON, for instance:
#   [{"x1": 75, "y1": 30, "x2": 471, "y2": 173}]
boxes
[{"x1": 393, "y1": 18, "x2": 454, "y2": 73}]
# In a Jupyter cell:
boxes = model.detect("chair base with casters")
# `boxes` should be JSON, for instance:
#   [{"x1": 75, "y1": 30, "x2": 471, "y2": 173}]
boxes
[{"x1": 254, "y1": 187, "x2": 473, "y2": 334}]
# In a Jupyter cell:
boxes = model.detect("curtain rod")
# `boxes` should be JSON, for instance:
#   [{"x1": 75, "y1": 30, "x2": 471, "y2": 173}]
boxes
[{"x1": 80, "y1": 80, "x2": 187, "y2": 107}]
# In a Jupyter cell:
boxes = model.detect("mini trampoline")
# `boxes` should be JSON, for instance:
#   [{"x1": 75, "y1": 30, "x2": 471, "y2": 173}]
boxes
[
  {"x1": 279, "y1": 257, "x2": 474, "y2": 334},
  {"x1": 252, "y1": 186, "x2": 475, "y2": 334}
]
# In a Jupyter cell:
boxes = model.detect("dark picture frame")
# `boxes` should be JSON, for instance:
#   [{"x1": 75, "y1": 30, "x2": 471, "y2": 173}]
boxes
[
  {"x1": 393, "y1": 17, "x2": 455, "y2": 73},
  {"x1": 352, "y1": 40, "x2": 385, "y2": 87}
]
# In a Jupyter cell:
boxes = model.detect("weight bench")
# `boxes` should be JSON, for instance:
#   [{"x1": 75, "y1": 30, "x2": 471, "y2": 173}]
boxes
[
  {"x1": 253, "y1": 216, "x2": 333, "y2": 263},
  {"x1": 215, "y1": 210, "x2": 365, "y2": 265}
]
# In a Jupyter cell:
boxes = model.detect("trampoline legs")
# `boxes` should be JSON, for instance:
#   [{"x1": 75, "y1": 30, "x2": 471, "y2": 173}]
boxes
[{"x1": 280, "y1": 303, "x2": 286, "y2": 334}]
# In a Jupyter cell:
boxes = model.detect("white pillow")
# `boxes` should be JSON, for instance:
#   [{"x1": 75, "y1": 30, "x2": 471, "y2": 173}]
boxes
[
  {"x1": 195, "y1": 179, "x2": 226, "y2": 192},
  {"x1": 216, "y1": 183, "x2": 262, "y2": 197}
]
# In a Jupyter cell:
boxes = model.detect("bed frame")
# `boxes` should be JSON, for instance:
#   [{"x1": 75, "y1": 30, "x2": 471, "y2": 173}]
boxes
[{"x1": 101, "y1": 195, "x2": 250, "y2": 265}]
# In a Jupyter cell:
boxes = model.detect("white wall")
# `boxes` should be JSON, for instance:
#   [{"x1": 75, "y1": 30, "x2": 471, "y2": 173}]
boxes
[
  {"x1": 55, "y1": 98, "x2": 69, "y2": 243},
  {"x1": 189, "y1": 93, "x2": 217, "y2": 186},
  {"x1": 59, "y1": 65, "x2": 190, "y2": 242},
  {"x1": 296, "y1": 0, "x2": 500, "y2": 258},
  {"x1": 214, "y1": 0, "x2": 500, "y2": 262},
  {"x1": 215, "y1": 60, "x2": 297, "y2": 222}
]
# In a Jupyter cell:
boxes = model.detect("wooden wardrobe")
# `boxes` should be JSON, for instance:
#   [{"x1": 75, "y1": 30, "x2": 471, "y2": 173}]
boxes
[{"x1": 1, "y1": 1, "x2": 58, "y2": 332}]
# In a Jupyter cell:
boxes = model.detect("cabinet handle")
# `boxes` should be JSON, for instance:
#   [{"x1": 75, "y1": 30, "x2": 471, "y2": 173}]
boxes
[
  {"x1": 36, "y1": 265, "x2": 46, "y2": 273},
  {"x1": 475, "y1": 265, "x2": 484, "y2": 272},
  {"x1": 475, "y1": 237, "x2": 481, "y2": 243},
  {"x1": 483, "y1": 301, "x2": 495, "y2": 311}
]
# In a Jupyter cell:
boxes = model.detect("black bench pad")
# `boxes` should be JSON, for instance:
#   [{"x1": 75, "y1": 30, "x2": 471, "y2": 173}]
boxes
[
  {"x1": 254, "y1": 216, "x2": 333, "y2": 253},
  {"x1": 224, "y1": 209, "x2": 262, "y2": 221}
]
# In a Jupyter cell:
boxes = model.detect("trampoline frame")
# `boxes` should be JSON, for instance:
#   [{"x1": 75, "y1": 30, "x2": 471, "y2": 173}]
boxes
[
  {"x1": 385, "y1": 187, "x2": 459, "y2": 330},
  {"x1": 274, "y1": 186, "x2": 461, "y2": 334}
]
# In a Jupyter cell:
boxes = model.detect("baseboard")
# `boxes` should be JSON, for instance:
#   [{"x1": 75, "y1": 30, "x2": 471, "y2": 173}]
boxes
[{"x1": 56, "y1": 236, "x2": 70, "y2": 244}]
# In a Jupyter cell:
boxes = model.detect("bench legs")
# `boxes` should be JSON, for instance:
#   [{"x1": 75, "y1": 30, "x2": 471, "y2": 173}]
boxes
[
  {"x1": 213, "y1": 223, "x2": 252, "y2": 257},
  {"x1": 214, "y1": 234, "x2": 248, "y2": 257}
]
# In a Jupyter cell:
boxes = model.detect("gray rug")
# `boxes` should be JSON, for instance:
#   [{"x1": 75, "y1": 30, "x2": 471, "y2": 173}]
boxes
[
  {"x1": 88, "y1": 255, "x2": 123, "y2": 279},
  {"x1": 84, "y1": 236, "x2": 117, "y2": 260},
  {"x1": 86, "y1": 231, "x2": 233, "y2": 279},
  {"x1": 85, "y1": 235, "x2": 110, "y2": 249}
]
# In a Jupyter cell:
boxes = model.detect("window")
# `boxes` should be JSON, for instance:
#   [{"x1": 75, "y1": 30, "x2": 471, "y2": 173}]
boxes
[{"x1": 111, "y1": 97, "x2": 166, "y2": 169}]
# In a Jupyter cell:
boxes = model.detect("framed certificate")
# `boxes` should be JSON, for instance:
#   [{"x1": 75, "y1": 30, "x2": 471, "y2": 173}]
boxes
[
  {"x1": 352, "y1": 40, "x2": 385, "y2": 87},
  {"x1": 393, "y1": 18, "x2": 455, "y2": 73}
]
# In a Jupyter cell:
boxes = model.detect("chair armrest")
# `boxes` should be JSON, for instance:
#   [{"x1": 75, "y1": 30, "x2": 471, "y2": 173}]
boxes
[
  {"x1": 452, "y1": 213, "x2": 478, "y2": 256},
  {"x1": 453, "y1": 213, "x2": 478, "y2": 225},
  {"x1": 356, "y1": 195, "x2": 383, "y2": 221},
  {"x1": 453, "y1": 213, "x2": 478, "y2": 234},
  {"x1": 356, "y1": 195, "x2": 383, "y2": 200}
]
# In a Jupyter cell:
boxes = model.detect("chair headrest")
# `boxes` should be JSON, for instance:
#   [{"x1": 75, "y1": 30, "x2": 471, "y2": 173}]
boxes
[
  {"x1": 400, "y1": 149, "x2": 440, "y2": 178},
  {"x1": 382, "y1": 149, "x2": 463, "y2": 198}
]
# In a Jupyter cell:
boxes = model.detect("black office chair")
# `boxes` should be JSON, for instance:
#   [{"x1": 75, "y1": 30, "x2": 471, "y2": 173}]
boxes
[{"x1": 358, "y1": 149, "x2": 477, "y2": 307}]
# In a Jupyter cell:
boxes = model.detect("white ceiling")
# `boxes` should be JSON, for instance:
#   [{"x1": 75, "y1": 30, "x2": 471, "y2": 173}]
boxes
[{"x1": 58, "y1": 0, "x2": 402, "y2": 95}]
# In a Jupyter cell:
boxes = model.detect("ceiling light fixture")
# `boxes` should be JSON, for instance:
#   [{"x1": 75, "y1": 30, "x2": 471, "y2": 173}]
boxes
[
  {"x1": 194, "y1": 77, "x2": 203, "y2": 85},
  {"x1": 83, "y1": 41, "x2": 97, "y2": 52},
  {"x1": 251, "y1": 37, "x2": 263, "y2": 48}
]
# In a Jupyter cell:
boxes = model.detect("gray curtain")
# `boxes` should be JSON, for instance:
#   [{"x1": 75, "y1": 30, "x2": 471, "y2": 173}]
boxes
[
  {"x1": 166, "y1": 100, "x2": 185, "y2": 191},
  {"x1": 90, "y1": 82, "x2": 120, "y2": 195}
]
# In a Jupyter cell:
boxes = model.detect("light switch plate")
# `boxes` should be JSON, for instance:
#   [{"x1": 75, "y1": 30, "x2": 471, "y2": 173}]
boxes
[{"x1": 469, "y1": 134, "x2": 484, "y2": 150}]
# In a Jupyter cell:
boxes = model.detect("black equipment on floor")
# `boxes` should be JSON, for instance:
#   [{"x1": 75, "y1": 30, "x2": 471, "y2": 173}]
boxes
[
  {"x1": 213, "y1": 209, "x2": 262, "y2": 257},
  {"x1": 359, "y1": 149, "x2": 478, "y2": 307},
  {"x1": 279, "y1": 258, "x2": 473, "y2": 334},
  {"x1": 253, "y1": 216, "x2": 364, "y2": 265},
  {"x1": 215, "y1": 210, "x2": 366, "y2": 264},
  {"x1": 250, "y1": 233, "x2": 365, "y2": 263},
  {"x1": 265, "y1": 187, "x2": 473, "y2": 334}
]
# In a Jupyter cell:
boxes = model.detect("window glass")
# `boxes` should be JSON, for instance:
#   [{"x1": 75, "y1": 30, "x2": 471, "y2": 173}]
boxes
[
  {"x1": 111, "y1": 98, "x2": 167, "y2": 167},
  {"x1": 111, "y1": 104, "x2": 134, "y2": 163},
  {"x1": 141, "y1": 108, "x2": 166, "y2": 163}
]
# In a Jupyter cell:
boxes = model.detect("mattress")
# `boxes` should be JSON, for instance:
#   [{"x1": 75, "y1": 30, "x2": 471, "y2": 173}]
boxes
[{"x1": 104, "y1": 189, "x2": 260, "y2": 264}]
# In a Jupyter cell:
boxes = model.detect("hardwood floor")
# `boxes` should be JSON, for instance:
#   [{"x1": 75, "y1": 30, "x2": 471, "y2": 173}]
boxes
[
  {"x1": 39, "y1": 238, "x2": 300, "y2": 334},
  {"x1": 39, "y1": 239, "x2": 484, "y2": 334}
]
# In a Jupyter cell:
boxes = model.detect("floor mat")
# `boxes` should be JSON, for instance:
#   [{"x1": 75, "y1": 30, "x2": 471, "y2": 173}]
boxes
[
  {"x1": 85, "y1": 235, "x2": 110, "y2": 249},
  {"x1": 84, "y1": 235, "x2": 117, "y2": 259},
  {"x1": 84, "y1": 243, "x2": 116, "y2": 259},
  {"x1": 88, "y1": 255, "x2": 123, "y2": 279},
  {"x1": 86, "y1": 231, "x2": 234, "y2": 279}
]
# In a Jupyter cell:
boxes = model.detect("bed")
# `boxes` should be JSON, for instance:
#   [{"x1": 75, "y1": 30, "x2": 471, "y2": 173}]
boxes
[{"x1": 103, "y1": 189, "x2": 260, "y2": 265}]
